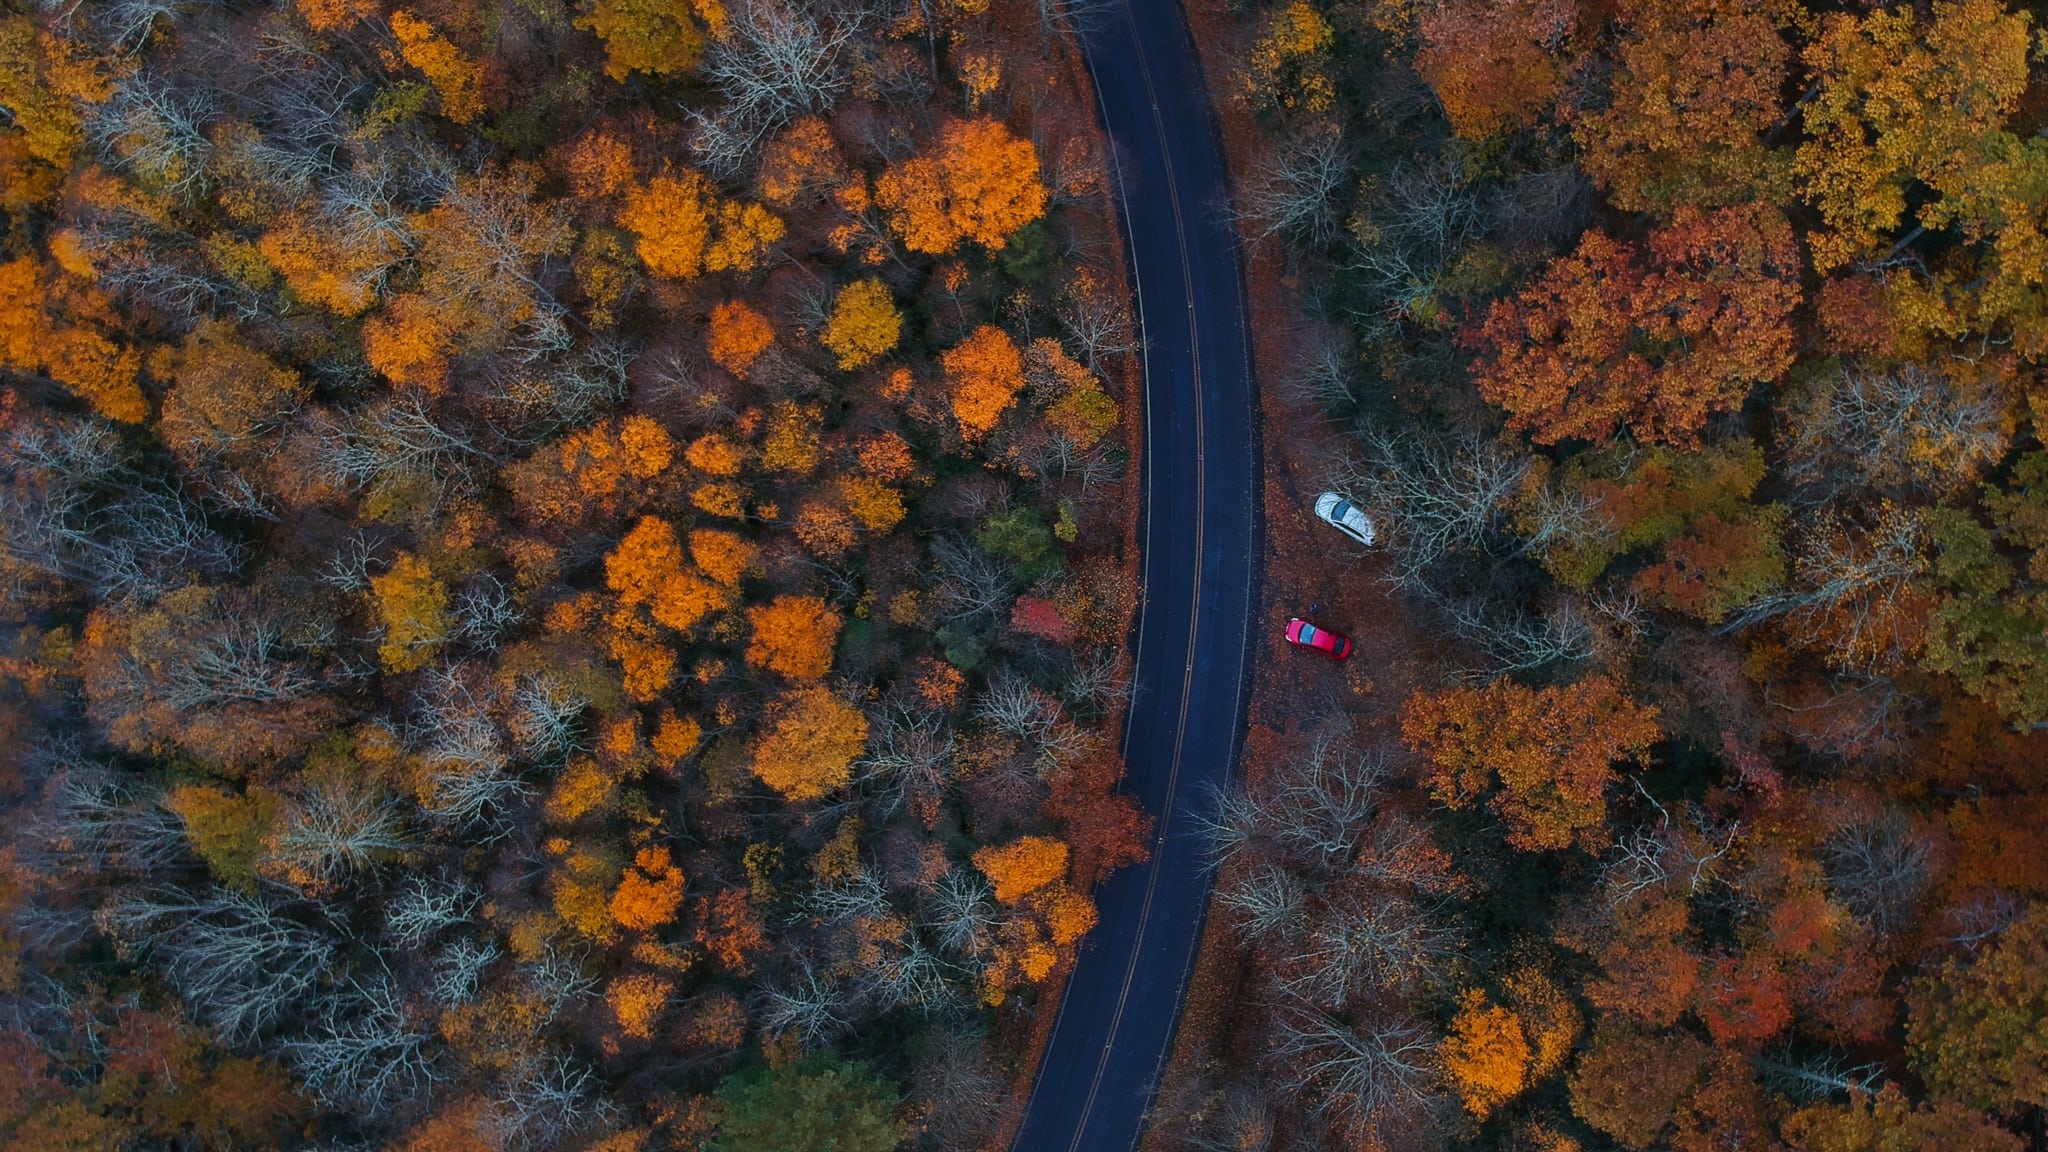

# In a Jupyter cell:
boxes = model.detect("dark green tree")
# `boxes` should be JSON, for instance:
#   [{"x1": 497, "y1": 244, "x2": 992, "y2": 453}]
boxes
[
  {"x1": 709, "y1": 1055, "x2": 904, "y2": 1152},
  {"x1": 977, "y1": 508, "x2": 1063, "y2": 580}
]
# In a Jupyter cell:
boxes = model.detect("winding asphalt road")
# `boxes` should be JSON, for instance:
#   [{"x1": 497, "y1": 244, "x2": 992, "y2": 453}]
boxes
[{"x1": 1012, "y1": 3, "x2": 1260, "y2": 1149}]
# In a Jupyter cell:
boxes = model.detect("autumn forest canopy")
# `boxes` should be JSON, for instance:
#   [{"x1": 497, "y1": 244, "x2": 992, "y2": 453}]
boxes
[
  {"x1": 11, "y1": 0, "x2": 2048, "y2": 1145},
  {"x1": 0, "y1": 0, "x2": 1148, "y2": 1147},
  {"x1": 1158, "y1": 0, "x2": 2048, "y2": 1150}
]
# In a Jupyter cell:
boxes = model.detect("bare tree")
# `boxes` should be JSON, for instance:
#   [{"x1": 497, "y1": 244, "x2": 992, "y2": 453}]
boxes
[
  {"x1": 1172, "y1": 1083, "x2": 1276, "y2": 1152},
  {"x1": 489, "y1": 1054, "x2": 614, "y2": 1148},
  {"x1": 1726, "y1": 506, "x2": 1927, "y2": 671},
  {"x1": 758, "y1": 962, "x2": 850, "y2": 1046},
  {"x1": 1756, "y1": 1049, "x2": 1886, "y2": 1103},
  {"x1": 930, "y1": 535, "x2": 1016, "y2": 628},
  {"x1": 1063, "y1": 647, "x2": 1130, "y2": 713},
  {"x1": 1341, "y1": 427, "x2": 1530, "y2": 590},
  {"x1": 861, "y1": 706, "x2": 954, "y2": 819},
  {"x1": 1269, "y1": 1005, "x2": 1442, "y2": 1147},
  {"x1": 1, "y1": 457, "x2": 238, "y2": 603},
  {"x1": 509, "y1": 673, "x2": 589, "y2": 764},
  {"x1": 266, "y1": 771, "x2": 411, "y2": 888},
  {"x1": 645, "y1": 349, "x2": 739, "y2": 433},
  {"x1": 1942, "y1": 889, "x2": 2024, "y2": 953},
  {"x1": 518, "y1": 944, "x2": 600, "y2": 1023},
  {"x1": 317, "y1": 393, "x2": 489, "y2": 509},
  {"x1": 433, "y1": 936, "x2": 501, "y2": 1005},
  {"x1": 1236, "y1": 120, "x2": 1353, "y2": 251},
  {"x1": 1341, "y1": 155, "x2": 1481, "y2": 339},
  {"x1": 154, "y1": 609, "x2": 327, "y2": 711},
  {"x1": 1281, "y1": 324, "x2": 1358, "y2": 411},
  {"x1": 411, "y1": 667, "x2": 526, "y2": 825},
  {"x1": 1054, "y1": 270, "x2": 1135, "y2": 373},
  {"x1": 689, "y1": 0, "x2": 867, "y2": 176},
  {"x1": 1783, "y1": 360, "x2": 2008, "y2": 503},
  {"x1": 384, "y1": 876, "x2": 477, "y2": 949},
  {"x1": 909, "y1": 1028, "x2": 1008, "y2": 1151},
  {"x1": 454, "y1": 573, "x2": 521, "y2": 648},
  {"x1": 110, "y1": 888, "x2": 336, "y2": 1043},
  {"x1": 318, "y1": 530, "x2": 383, "y2": 593},
  {"x1": 926, "y1": 868, "x2": 996, "y2": 959},
  {"x1": 1489, "y1": 164, "x2": 1593, "y2": 256},
  {"x1": 807, "y1": 871, "x2": 894, "y2": 925},
  {"x1": 89, "y1": 75, "x2": 216, "y2": 198},
  {"x1": 858, "y1": 937, "x2": 956, "y2": 1012},
  {"x1": 284, "y1": 978, "x2": 441, "y2": 1115},
  {"x1": 1822, "y1": 808, "x2": 1933, "y2": 935},
  {"x1": 1199, "y1": 729, "x2": 1389, "y2": 872},
  {"x1": 1441, "y1": 595, "x2": 1595, "y2": 674},
  {"x1": 1213, "y1": 863, "x2": 1305, "y2": 944},
  {"x1": 1278, "y1": 891, "x2": 1461, "y2": 1005},
  {"x1": 1203, "y1": 723, "x2": 1463, "y2": 1009},
  {"x1": 24, "y1": 756, "x2": 189, "y2": 878},
  {"x1": 493, "y1": 338, "x2": 635, "y2": 432},
  {"x1": 974, "y1": 672, "x2": 1061, "y2": 741}
]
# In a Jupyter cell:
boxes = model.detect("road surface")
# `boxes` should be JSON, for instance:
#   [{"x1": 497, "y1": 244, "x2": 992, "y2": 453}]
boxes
[{"x1": 1012, "y1": 2, "x2": 1260, "y2": 1149}]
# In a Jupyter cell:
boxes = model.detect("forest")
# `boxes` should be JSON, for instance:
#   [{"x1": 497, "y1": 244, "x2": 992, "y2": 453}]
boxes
[
  {"x1": 1153, "y1": 0, "x2": 2048, "y2": 1150},
  {"x1": 0, "y1": 0, "x2": 1148, "y2": 1149}
]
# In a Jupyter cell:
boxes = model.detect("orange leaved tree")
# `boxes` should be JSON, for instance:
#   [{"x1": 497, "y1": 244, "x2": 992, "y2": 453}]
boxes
[
  {"x1": 1573, "y1": 0, "x2": 1791, "y2": 213},
  {"x1": 1471, "y1": 205, "x2": 1801, "y2": 448},
  {"x1": 942, "y1": 325, "x2": 1025, "y2": 440},
  {"x1": 389, "y1": 10, "x2": 485, "y2": 124},
  {"x1": 607, "y1": 973, "x2": 674, "y2": 1039},
  {"x1": 745, "y1": 595, "x2": 842, "y2": 680},
  {"x1": 611, "y1": 846, "x2": 686, "y2": 931},
  {"x1": 1415, "y1": 0, "x2": 1575, "y2": 141},
  {"x1": 155, "y1": 320, "x2": 307, "y2": 464},
  {"x1": 604, "y1": 516, "x2": 725, "y2": 635},
  {"x1": 621, "y1": 172, "x2": 784, "y2": 279},
  {"x1": 708, "y1": 300, "x2": 775, "y2": 378},
  {"x1": 1443, "y1": 989, "x2": 1533, "y2": 1118},
  {"x1": 689, "y1": 529, "x2": 754, "y2": 586},
  {"x1": 971, "y1": 835, "x2": 1069, "y2": 903},
  {"x1": 603, "y1": 517, "x2": 728, "y2": 699},
  {"x1": 875, "y1": 119, "x2": 1048, "y2": 255},
  {"x1": 1401, "y1": 674, "x2": 1661, "y2": 852}
]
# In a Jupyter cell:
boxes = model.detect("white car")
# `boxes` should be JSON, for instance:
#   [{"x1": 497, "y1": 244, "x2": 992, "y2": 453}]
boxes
[{"x1": 1313, "y1": 492, "x2": 1376, "y2": 547}]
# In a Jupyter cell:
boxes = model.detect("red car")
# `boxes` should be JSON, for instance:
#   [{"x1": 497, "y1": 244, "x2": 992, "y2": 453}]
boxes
[{"x1": 1285, "y1": 617, "x2": 1353, "y2": 660}]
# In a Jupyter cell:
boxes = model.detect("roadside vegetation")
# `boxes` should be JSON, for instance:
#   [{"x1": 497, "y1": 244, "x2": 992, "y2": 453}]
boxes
[
  {"x1": 1158, "y1": 1, "x2": 2048, "y2": 1149},
  {"x1": 0, "y1": 0, "x2": 1144, "y2": 1148}
]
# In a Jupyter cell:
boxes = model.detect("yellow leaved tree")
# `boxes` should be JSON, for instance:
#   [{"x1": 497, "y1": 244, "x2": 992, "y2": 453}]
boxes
[
  {"x1": 750, "y1": 686, "x2": 867, "y2": 801},
  {"x1": 371, "y1": 553, "x2": 453, "y2": 673},
  {"x1": 821, "y1": 278, "x2": 902, "y2": 370},
  {"x1": 577, "y1": 0, "x2": 723, "y2": 81}
]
